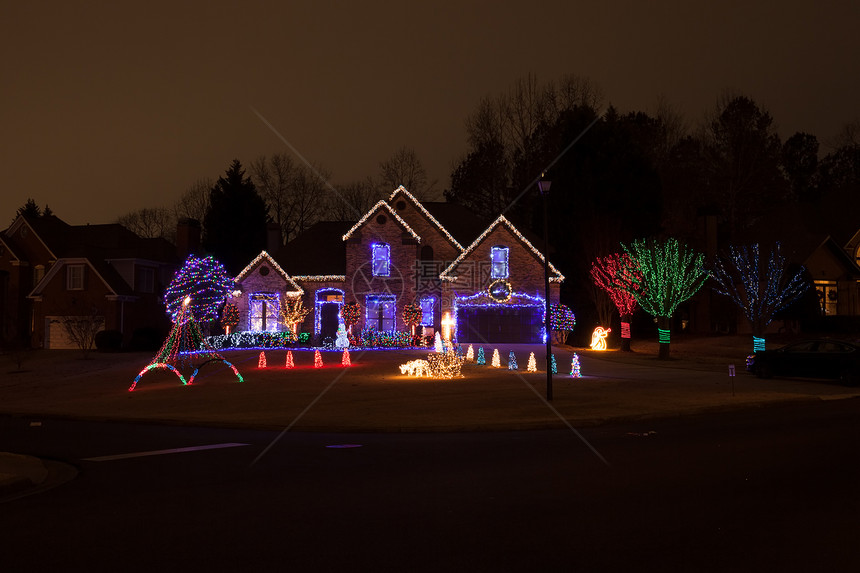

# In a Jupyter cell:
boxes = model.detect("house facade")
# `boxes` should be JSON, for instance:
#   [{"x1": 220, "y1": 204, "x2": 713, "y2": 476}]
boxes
[
  {"x1": 231, "y1": 187, "x2": 563, "y2": 344},
  {"x1": 804, "y1": 234, "x2": 860, "y2": 318},
  {"x1": 0, "y1": 214, "x2": 178, "y2": 349}
]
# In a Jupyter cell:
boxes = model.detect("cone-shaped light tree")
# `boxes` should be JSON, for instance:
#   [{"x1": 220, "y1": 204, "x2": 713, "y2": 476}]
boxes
[
  {"x1": 590, "y1": 253, "x2": 642, "y2": 352},
  {"x1": 621, "y1": 238, "x2": 708, "y2": 359},
  {"x1": 710, "y1": 243, "x2": 809, "y2": 352}
]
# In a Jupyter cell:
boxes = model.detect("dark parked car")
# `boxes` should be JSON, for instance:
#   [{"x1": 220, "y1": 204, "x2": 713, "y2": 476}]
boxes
[{"x1": 748, "y1": 339, "x2": 860, "y2": 385}]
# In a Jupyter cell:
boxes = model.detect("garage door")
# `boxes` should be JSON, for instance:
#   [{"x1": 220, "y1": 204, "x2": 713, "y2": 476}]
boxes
[
  {"x1": 456, "y1": 306, "x2": 543, "y2": 343},
  {"x1": 45, "y1": 316, "x2": 104, "y2": 350}
]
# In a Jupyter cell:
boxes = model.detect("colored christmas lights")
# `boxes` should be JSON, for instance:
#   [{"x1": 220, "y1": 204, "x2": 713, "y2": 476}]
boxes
[
  {"x1": 570, "y1": 354, "x2": 582, "y2": 378},
  {"x1": 551, "y1": 354, "x2": 557, "y2": 375},
  {"x1": 590, "y1": 327, "x2": 611, "y2": 351},
  {"x1": 402, "y1": 303, "x2": 422, "y2": 335},
  {"x1": 620, "y1": 321, "x2": 631, "y2": 339},
  {"x1": 164, "y1": 255, "x2": 234, "y2": 323},
  {"x1": 711, "y1": 243, "x2": 809, "y2": 352},
  {"x1": 258, "y1": 351, "x2": 267, "y2": 368},
  {"x1": 508, "y1": 351, "x2": 518, "y2": 370},
  {"x1": 550, "y1": 304, "x2": 576, "y2": 332},
  {"x1": 221, "y1": 302, "x2": 239, "y2": 333},
  {"x1": 658, "y1": 328, "x2": 671, "y2": 344},
  {"x1": 426, "y1": 348, "x2": 465, "y2": 378},
  {"x1": 491, "y1": 349, "x2": 501, "y2": 368},
  {"x1": 590, "y1": 253, "x2": 642, "y2": 318},
  {"x1": 129, "y1": 298, "x2": 242, "y2": 391},
  {"x1": 314, "y1": 350, "x2": 323, "y2": 368},
  {"x1": 477, "y1": 347, "x2": 486, "y2": 365},
  {"x1": 341, "y1": 301, "x2": 361, "y2": 332},
  {"x1": 440, "y1": 215, "x2": 564, "y2": 282},
  {"x1": 753, "y1": 336, "x2": 766, "y2": 352},
  {"x1": 285, "y1": 350, "x2": 295, "y2": 368},
  {"x1": 527, "y1": 352, "x2": 537, "y2": 372}
]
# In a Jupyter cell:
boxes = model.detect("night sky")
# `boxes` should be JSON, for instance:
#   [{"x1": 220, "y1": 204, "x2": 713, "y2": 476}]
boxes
[{"x1": 4, "y1": 1, "x2": 858, "y2": 225}]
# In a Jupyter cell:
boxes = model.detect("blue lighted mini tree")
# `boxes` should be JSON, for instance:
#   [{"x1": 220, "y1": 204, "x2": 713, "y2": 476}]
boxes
[
  {"x1": 476, "y1": 347, "x2": 486, "y2": 365},
  {"x1": 711, "y1": 242, "x2": 809, "y2": 351},
  {"x1": 508, "y1": 351, "x2": 518, "y2": 370}
]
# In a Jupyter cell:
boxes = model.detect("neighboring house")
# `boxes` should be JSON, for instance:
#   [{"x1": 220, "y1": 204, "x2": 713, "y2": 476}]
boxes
[
  {"x1": 803, "y1": 234, "x2": 860, "y2": 318},
  {"x1": 0, "y1": 214, "x2": 178, "y2": 348},
  {"x1": 231, "y1": 186, "x2": 563, "y2": 344}
]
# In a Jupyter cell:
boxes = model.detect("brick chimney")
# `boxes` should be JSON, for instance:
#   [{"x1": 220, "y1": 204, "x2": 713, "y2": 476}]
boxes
[{"x1": 176, "y1": 218, "x2": 201, "y2": 259}]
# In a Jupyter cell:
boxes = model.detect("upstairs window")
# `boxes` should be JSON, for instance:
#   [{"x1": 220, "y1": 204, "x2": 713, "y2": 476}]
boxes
[
  {"x1": 66, "y1": 265, "x2": 84, "y2": 290},
  {"x1": 136, "y1": 266, "x2": 155, "y2": 293},
  {"x1": 491, "y1": 246, "x2": 509, "y2": 279},
  {"x1": 372, "y1": 243, "x2": 390, "y2": 277}
]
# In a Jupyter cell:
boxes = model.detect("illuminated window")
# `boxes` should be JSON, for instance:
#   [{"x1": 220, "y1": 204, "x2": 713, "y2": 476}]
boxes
[
  {"x1": 491, "y1": 246, "x2": 509, "y2": 279},
  {"x1": 420, "y1": 296, "x2": 435, "y2": 326},
  {"x1": 66, "y1": 265, "x2": 84, "y2": 290},
  {"x1": 366, "y1": 295, "x2": 396, "y2": 331},
  {"x1": 814, "y1": 280, "x2": 837, "y2": 316},
  {"x1": 372, "y1": 243, "x2": 390, "y2": 276},
  {"x1": 249, "y1": 293, "x2": 280, "y2": 332}
]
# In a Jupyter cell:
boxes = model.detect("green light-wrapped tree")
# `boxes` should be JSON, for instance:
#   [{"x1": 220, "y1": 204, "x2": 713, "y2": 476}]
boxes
[{"x1": 621, "y1": 237, "x2": 708, "y2": 359}]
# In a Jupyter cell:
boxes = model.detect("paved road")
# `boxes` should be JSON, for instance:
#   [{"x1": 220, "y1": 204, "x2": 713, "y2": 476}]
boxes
[{"x1": 2, "y1": 398, "x2": 859, "y2": 572}]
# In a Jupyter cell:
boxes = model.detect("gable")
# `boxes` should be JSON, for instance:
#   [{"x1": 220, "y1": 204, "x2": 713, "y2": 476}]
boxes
[
  {"x1": 440, "y1": 215, "x2": 564, "y2": 282},
  {"x1": 804, "y1": 237, "x2": 860, "y2": 281},
  {"x1": 342, "y1": 200, "x2": 422, "y2": 243},
  {"x1": 235, "y1": 251, "x2": 303, "y2": 294},
  {"x1": 28, "y1": 257, "x2": 126, "y2": 298},
  {"x1": 388, "y1": 186, "x2": 463, "y2": 251}
]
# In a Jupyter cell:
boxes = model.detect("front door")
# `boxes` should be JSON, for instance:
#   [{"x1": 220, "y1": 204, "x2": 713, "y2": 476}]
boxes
[{"x1": 319, "y1": 304, "x2": 340, "y2": 341}]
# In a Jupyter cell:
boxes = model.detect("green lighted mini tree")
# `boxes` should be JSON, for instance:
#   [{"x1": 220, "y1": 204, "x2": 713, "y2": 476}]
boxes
[{"x1": 621, "y1": 237, "x2": 708, "y2": 359}]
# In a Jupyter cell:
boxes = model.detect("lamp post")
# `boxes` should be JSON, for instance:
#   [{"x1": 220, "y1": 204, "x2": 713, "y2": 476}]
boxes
[{"x1": 538, "y1": 176, "x2": 553, "y2": 401}]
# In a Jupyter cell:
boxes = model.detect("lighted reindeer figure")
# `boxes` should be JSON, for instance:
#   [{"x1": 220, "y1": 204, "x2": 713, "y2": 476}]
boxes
[{"x1": 590, "y1": 326, "x2": 611, "y2": 351}]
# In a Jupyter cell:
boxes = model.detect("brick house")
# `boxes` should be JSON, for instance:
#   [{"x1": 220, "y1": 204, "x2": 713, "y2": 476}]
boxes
[
  {"x1": 0, "y1": 214, "x2": 178, "y2": 348},
  {"x1": 231, "y1": 186, "x2": 564, "y2": 344}
]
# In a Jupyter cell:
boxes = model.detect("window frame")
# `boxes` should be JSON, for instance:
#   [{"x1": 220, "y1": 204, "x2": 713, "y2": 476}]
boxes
[
  {"x1": 366, "y1": 294, "x2": 396, "y2": 332},
  {"x1": 491, "y1": 246, "x2": 509, "y2": 279},
  {"x1": 66, "y1": 264, "x2": 84, "y2": 291},
  {"x1": 371, "y1": 243, "x2": 391, "y2": 277}
]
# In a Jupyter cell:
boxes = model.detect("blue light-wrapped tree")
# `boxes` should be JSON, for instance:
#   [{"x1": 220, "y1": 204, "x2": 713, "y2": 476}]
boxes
[{"x1": 710, "y1": 243, "x2": 809, "y2": 352}]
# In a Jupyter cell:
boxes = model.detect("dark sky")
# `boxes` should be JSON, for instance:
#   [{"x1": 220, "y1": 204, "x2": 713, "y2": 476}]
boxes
[{"x1": 3, "y1": 1, "x2": 858, "y2": 225}]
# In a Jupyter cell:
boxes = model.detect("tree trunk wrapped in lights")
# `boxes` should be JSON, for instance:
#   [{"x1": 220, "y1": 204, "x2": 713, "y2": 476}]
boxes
[
  {"x1": 710, "y1": 243, "x2": 809, "y2": 352},
  {"x1": 590, "y1": 253, "x2": 642, "y2": 352},
  {"x1": 621, "y1": 238, "x2": 708, "y2": 360}
]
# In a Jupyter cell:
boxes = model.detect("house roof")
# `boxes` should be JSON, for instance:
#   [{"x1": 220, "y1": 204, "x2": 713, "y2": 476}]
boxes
[
  {"x1": 421, "y1": 201, "x2": 493, "y2": 247},
  {"x1": 342, "y1": 201, "x2": 422, "y2": 243},
  {"x1": 804, "y1": 236, "x2": 860, "y2": 278},
  {"x1": 235, "y1": 250, "x2": 304, "y2": 294},
  {"x1": 5, "y1": 214, "x2": 178, "y2": 264},
  {"x1": 28, "y1": 257, "x2": 136, "y2": 299},
  {"x1": 277, "y1": 220, "x2": 354, "y2": 276},
  {"x1": 388, "y1": 186, "x2": 464, "y2": 250},
  {"x1": 440, "y1": 215, "x2": 565, "y2": 282}
]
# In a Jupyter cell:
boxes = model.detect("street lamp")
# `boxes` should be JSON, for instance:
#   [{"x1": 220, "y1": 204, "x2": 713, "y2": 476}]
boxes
[{"x1": 537, "y1": 176, "x2": 553, "y2": 401}]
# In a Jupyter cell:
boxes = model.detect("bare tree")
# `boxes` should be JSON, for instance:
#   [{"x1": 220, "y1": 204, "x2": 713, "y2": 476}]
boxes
[
  {"x1": 116, "y1": 207, "x2": 175, "y2": 241},
  {"x1": 174, "y1": 178, "x2": 212, "y2": 223},
  {"x1": 379, "y1": 146, "x2": 437, "y2": 200},
  {"x1": 60, "y1": 301, "x2": 105, "y2": 359},
  {"x1": 327, "y1": 177, "x2": 384, "y2": 222},
  {"x1": 292, "y1": 162, "x2": 331, "y2": 238},
  {"x1": 251, "y1": 154, "x2": 296, "y2": 245}
]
